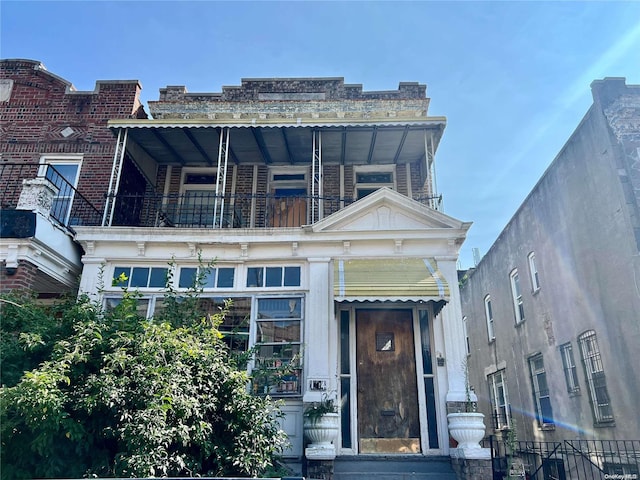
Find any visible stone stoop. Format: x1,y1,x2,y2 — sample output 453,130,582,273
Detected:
333,456,458,480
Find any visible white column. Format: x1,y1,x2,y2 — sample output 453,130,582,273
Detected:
78,257,106,302
303,257,334,403
437,256,475,404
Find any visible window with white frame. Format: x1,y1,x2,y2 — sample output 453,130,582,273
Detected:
252,296,303,396
246,266,301,288
268,168,308,227
462,316,470,355
178,169,220,227
529,354,554,427
488,370,510,429
528,252,540,291
510,269,525,324
178,266,235,289
40,156,82,225
559,342,580,394
269,169,308,195
578,330,614,423
354,166,395,199
113,266,169,288
104,290,303,397
484,295,495,341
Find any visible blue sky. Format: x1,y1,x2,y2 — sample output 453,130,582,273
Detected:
2,1,639,268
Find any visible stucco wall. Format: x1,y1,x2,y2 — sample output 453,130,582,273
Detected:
460,78,640,442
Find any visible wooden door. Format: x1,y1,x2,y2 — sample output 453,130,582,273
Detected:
356,309,421,453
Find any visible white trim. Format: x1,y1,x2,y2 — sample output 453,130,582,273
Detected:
484,295,495,341
510,268,525,324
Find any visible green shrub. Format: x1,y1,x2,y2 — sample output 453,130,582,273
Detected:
0,284,287,478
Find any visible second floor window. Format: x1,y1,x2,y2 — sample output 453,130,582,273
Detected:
528,252,540,291
40,157,81,225
179,170,218,227
354,168,395,199
510,269,525,324
484,295,495,341
462,316,470,355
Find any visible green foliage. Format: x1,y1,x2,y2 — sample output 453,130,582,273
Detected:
0,280,287,478
303,392,338,423
0,292,78,388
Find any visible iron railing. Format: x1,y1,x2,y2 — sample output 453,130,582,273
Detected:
0,163,102,231
104,191,442,228
0,161,443,230
487,435,640,480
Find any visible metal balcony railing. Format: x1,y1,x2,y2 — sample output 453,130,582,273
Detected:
0,163,102,231
105,191,442,228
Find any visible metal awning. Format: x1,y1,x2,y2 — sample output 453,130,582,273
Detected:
108,119,445,167
333,257,449,304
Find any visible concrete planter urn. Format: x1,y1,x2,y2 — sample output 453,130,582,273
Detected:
304,412,340,446
447,412,486,450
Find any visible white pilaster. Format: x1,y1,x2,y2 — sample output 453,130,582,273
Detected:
437,257,475,403
303,257,334,402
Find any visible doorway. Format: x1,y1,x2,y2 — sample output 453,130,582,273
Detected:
356,309,421,453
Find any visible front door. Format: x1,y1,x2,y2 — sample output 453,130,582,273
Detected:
356,309,420,453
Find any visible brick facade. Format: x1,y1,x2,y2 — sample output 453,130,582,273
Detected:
1,59,145,294
0,59,146,214
0,259,38,292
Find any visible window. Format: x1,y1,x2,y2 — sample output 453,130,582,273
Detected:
269,168,308,227
113,266,169,288
354,167,395,199
104,296,151,318
529,354,554,427
462,316,470,355
252,297,303,395
105,291,303,397
578,330,614,423
510,269,525,324
560,343,580,394
179,170,218,227
196,297,251,355
246,266,301,288
40,157,81,225
528,252,540,291
488,370,510,429
179,266,235,289
484,295,495,341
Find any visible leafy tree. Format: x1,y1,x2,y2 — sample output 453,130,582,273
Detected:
0,280,287,478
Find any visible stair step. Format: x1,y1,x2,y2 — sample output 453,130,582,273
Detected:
332,456,457,480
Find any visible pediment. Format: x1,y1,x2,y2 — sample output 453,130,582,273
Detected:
312,188,470,232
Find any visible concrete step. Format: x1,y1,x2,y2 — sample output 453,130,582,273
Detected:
333,455,457,480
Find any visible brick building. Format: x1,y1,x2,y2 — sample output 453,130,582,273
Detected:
0,59,145,295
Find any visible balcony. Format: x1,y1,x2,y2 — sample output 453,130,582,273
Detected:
0,163,102,234
105,191,441,228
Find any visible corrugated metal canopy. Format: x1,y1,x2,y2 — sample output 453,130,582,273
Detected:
333,258,449,304
109,119,445,166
